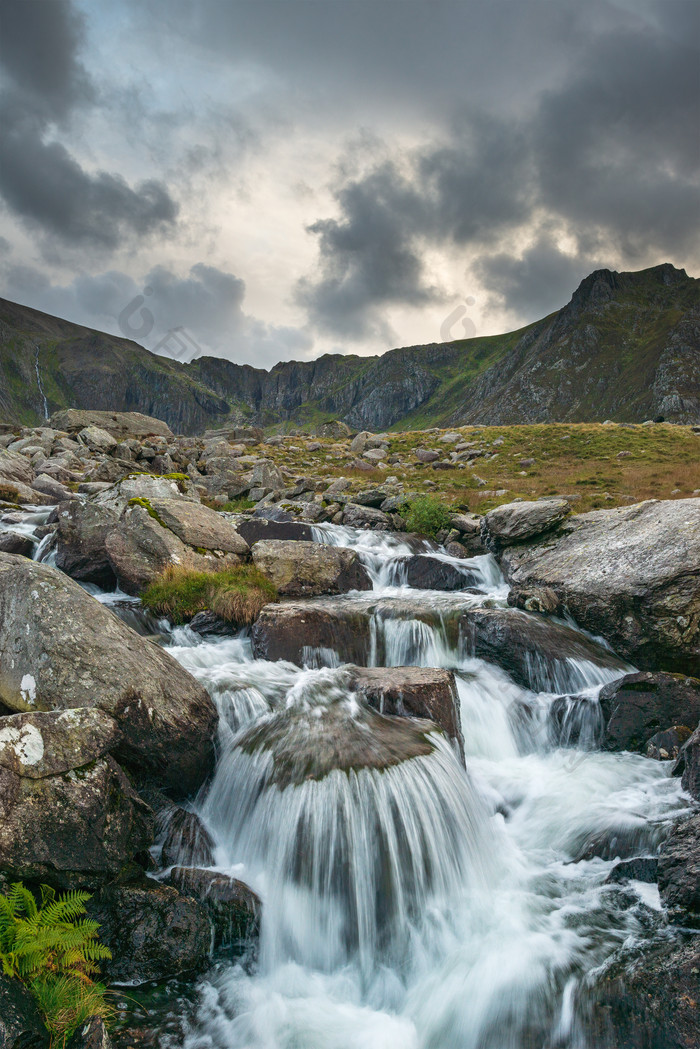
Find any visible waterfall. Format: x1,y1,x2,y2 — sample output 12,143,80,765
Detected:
34,346,49,420
6,503,686,1048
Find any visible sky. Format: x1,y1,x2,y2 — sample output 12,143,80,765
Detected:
0,0,698,369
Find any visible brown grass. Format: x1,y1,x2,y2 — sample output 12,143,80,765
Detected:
140,564,278,625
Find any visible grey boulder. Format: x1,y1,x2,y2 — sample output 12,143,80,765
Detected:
252,539,371,596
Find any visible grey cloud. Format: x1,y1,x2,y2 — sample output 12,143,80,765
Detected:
474,236,607,321
299,14,699,338
0,261,312,369
0,0,93,117
0,0,178,249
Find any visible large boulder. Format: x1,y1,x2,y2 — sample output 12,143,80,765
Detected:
252,540,371,596
657,814,700,927
399,554,477,591
54,500,119,587
599,671,700,752
168,867,260,946
147,498,249,555
459,607,627,692
483,498,570,546
49,410,173,440
351,666,463,757
160,808,215,868
498,499,700,674
0,752,153,889
88,879,211,984
252,600,373,665
93,473,200,513
238,696,436,788
0,554,217,796
0,972,47,1049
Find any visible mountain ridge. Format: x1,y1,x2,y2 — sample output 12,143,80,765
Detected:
1,262,698,434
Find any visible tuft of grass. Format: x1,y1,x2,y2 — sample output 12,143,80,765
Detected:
218,496,256,513
140,564,278,625
399,495,453,538
0,482,21,502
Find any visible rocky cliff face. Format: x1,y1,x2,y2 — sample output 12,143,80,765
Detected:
1,264,698,434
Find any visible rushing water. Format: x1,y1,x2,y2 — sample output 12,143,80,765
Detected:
1,510,692,1047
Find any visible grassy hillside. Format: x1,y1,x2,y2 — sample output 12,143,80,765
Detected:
0,263,697,433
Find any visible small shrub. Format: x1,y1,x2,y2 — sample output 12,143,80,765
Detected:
140,564,278,625
399,495,453,538
218,496,256,513
0,482,21,502
0,882,113,1042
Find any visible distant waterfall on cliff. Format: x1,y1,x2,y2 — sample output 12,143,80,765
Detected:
34,346,49,420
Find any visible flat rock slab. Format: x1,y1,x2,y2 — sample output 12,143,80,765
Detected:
50,409,173,439
499,498,700,673
252,539,371,596
599,671,700,752
148,497,249,554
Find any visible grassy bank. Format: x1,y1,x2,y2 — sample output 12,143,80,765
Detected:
256,422,699,514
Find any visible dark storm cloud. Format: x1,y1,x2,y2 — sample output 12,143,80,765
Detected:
474,235,607,321
297,9,699,336
0,0,178,248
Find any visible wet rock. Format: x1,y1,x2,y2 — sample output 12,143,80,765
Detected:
0,972,47,1049
498,499,700,674
160,808,215,868
0,532,34,557
342,503,391,529
236,516,314,545
188,610,235,636
586,935,700,1049
400,554,476,591
351,666,463,758
507,584,564,615
252,539,371,597
645,726,693,760
68,1017,112,1049
0,554,217,797
599,671,700,752
238,696,437,789
483,498,571,546
448,513,486,555
605,857,658,884
147,498,249,555
547,694,604,747
50,410,173,440
0,755,153,888
658,814,700,927
55,500,119,587
89,879,211,984
676,724,700,799
459,607,626,692
252,601,372,665
168,867,260,945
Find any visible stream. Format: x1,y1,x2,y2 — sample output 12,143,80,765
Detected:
2,507,692,1048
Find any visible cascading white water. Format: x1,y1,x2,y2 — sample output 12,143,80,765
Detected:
34,345,49,420
2,506,690,1047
